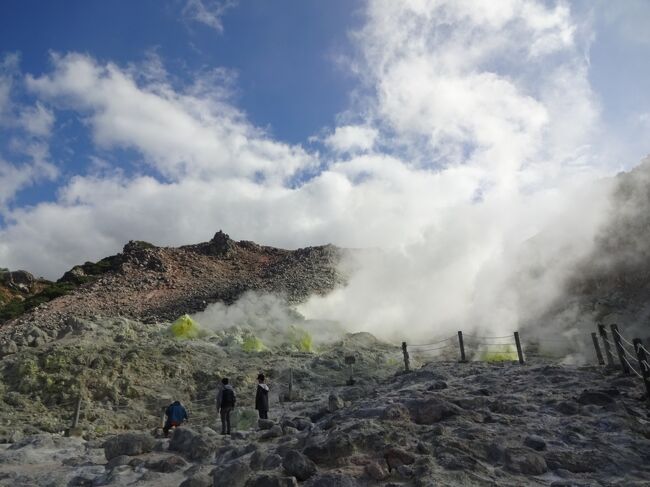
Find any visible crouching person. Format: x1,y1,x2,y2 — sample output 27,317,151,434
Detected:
216,378,236,435
163,400,188,437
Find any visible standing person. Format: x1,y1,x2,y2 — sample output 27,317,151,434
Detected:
163,400,188,437
255,373,269,419
216,377,236,435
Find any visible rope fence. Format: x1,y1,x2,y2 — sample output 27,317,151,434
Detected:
54,323,649,436
399,324,650,406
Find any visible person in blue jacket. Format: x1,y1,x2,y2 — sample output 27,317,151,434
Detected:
163,400,188,437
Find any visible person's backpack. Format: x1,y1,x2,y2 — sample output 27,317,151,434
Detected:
221,387,235,407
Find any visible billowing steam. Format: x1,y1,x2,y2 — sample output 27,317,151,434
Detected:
191,291,346,347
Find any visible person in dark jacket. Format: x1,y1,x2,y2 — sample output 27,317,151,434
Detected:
216,377,236,435
255,373,269,419
163,400,188,437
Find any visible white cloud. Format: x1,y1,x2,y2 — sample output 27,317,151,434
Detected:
27,53,314,183
182,0,236,33
324,125,378,154
0,143,57,208
0,54,57,208
18,102,55,137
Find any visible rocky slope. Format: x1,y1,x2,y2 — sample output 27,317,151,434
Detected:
0,231,345,355
532,159,650,341
1,346,648,486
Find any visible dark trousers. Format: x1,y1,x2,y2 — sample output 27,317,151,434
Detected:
163,420,179,437
258,410,268,419
220,407,232,434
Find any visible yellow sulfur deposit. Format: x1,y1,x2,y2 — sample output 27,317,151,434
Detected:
480,345,518,362
242,334,265,352
288,325,313,352
170,314,201,339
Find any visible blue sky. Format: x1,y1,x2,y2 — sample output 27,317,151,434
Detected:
0,0,362,209
1,0,650,287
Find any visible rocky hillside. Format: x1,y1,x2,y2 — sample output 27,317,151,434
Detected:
0,231,345,352
1,345,648,486
535,159,650,341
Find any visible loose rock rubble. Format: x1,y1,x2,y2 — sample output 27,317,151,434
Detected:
1,355,649,486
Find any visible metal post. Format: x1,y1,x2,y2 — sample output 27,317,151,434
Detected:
402,342,410,372
591,332,605,365
514,332,524,364
458,331,466,362
633,338,650,403
598,324,615,367
610,324,630,374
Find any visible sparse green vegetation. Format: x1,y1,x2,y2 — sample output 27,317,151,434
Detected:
0,282,76,322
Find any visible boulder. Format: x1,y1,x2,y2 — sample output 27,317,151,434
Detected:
381,403,410,421
294,419,313,431
250,450,266,470
260,425,283,440
212,460,252,487
103,433,155,460
427,380,448,390
303,433,354,465
0,340,18,356
282,450,317,481
146,454,188,472
106,455,131,469
170,427,217,461
246,474,299,487
303,473,358,486
384,447,416,471
179,474,212,487
258,419,276,430
365,461,390,480
556,401,580,415
505,448,548,475
328,394,344,412
26,326,49,347
406,398,461,424
2,270,35,292
545,450,606,473
263,454,283,470
524,435,546,451
577,390,616,406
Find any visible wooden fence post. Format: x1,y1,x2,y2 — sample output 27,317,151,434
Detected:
514,332,524,364
598,324,615,367
633,338,650,403
610,324,630,374
65,380,84,437
591,332,605,365
457,331,466,363
288,368,294,401
402,342,410,372
72,396,82,429
345,356,356,386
